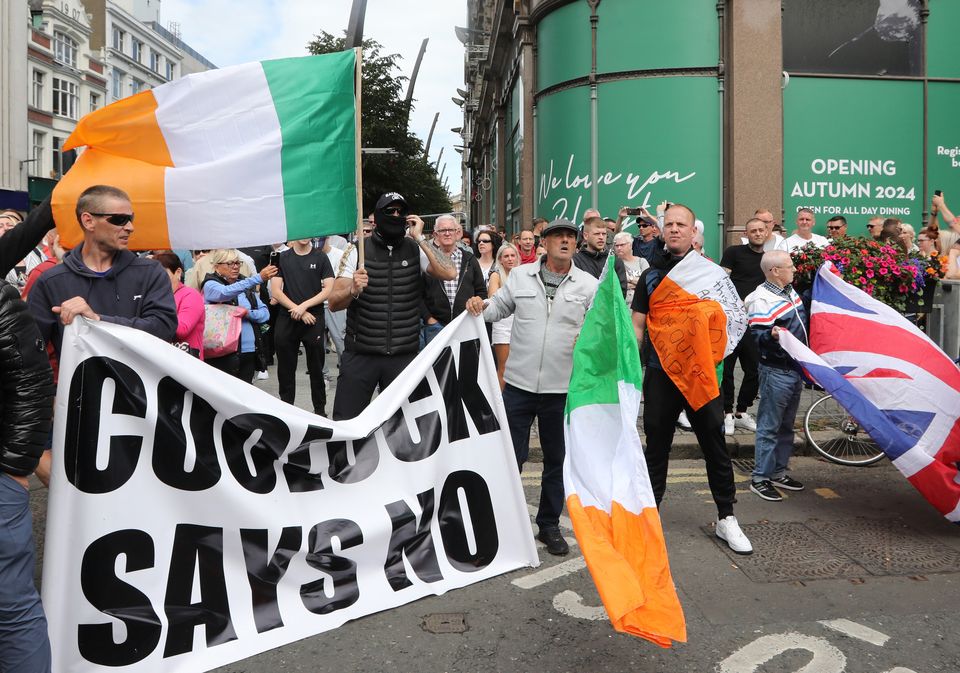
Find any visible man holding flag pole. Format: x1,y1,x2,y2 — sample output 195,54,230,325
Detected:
631,204,753,555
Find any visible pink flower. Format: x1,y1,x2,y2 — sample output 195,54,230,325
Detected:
878,267,888,276
866,269,875,278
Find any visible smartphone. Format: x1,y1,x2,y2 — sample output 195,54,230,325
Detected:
625,207,644,216
935,190,942,197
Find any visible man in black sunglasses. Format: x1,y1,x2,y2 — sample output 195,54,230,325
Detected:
27,184,177,356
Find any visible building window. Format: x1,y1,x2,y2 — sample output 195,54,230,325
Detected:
112,26,125,52
32,131,45,175
52,137,63,176
90,92,100,112
52,77,79,119
112,68,123,99
132,38,143,62
32,70,44,108
149,49,159,72
53,31,78,67
165,60,175,80
131,79,144,94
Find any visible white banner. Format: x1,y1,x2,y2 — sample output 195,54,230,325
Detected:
42,314,538,672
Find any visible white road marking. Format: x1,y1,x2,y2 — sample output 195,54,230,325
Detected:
511,557,586,589
881,669,918,673
719,632,846,673
818,619,890,647
552,590,607,620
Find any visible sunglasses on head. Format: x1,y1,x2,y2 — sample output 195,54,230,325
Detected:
90,212,135,226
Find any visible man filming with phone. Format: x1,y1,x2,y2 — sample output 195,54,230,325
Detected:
328,192,457,420
618,204,662,264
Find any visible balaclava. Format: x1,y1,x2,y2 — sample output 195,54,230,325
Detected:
374,192,409,244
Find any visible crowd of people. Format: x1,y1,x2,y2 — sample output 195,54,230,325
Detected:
2,182,960,670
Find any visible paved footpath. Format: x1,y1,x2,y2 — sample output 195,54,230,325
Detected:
27,362,960,672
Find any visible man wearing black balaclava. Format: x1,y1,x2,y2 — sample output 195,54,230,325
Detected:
328,192,456,419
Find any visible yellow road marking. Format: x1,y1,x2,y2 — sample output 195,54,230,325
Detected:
814,487,840,499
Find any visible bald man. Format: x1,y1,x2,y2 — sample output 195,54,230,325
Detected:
743,251,810,502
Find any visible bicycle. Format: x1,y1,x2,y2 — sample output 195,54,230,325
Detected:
803,392,886,466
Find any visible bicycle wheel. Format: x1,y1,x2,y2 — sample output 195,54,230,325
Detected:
804,394,886,466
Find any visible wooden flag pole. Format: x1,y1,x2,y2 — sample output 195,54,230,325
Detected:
354,46,365,269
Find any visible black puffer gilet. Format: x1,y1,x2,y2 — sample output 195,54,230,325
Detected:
345,235,422,355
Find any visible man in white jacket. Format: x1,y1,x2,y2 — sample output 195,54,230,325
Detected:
467,218,598,556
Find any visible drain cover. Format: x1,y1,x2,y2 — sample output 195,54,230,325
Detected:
731,458,755,475
807,518,960,576
705,521,867,583
421,613,468,634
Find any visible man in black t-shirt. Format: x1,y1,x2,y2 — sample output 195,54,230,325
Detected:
718,217,767,436
269,238,334,416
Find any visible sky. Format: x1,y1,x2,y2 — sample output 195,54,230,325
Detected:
158,0,466,198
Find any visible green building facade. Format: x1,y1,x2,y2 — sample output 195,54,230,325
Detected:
463,0,960,258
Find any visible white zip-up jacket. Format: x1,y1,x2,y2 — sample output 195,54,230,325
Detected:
482,257,598,393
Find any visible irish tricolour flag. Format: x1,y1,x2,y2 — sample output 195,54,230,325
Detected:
53,50,360,250
646,252,747,410
563,256,686,647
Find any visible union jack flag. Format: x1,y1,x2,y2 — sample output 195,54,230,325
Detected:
779,263,960,523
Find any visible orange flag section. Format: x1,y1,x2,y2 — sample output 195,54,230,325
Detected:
646,275,728,411
63,90,172,165
54,90,172,249
52,149,170,250
567,496,687,647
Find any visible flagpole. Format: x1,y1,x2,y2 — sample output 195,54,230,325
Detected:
353,46,364,269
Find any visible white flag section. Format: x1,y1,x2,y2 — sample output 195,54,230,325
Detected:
42,314,538,673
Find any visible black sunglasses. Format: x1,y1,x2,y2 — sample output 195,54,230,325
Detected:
384,207,404,215
90,212,134,226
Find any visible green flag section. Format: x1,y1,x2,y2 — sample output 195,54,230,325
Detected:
53,51,360,250
563,255,686,647
565,256,643,414
262,51,359,241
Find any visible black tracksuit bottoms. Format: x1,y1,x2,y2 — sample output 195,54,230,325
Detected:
642,366,737,519
275,312,326,416
331,350,417,421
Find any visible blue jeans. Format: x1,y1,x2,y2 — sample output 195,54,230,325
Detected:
0,474,51,672
420,320,444,350
502,384,567,531
752,365,803,482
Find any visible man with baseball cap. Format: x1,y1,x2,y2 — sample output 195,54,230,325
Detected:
328,192,456,420
467,218,599,556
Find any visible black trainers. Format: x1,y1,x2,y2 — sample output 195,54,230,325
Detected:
750,480,783,502
772,475,805,491
536,528,570,556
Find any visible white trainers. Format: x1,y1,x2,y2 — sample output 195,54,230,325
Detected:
716,515,753,555
724,413,735,436
734,412,757,432
255,370,269,380
677,410,692,430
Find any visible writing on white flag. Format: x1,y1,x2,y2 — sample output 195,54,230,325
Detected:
43,314,537,672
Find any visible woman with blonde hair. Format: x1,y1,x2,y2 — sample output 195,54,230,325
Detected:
487,242,520,390
201,249,277,381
